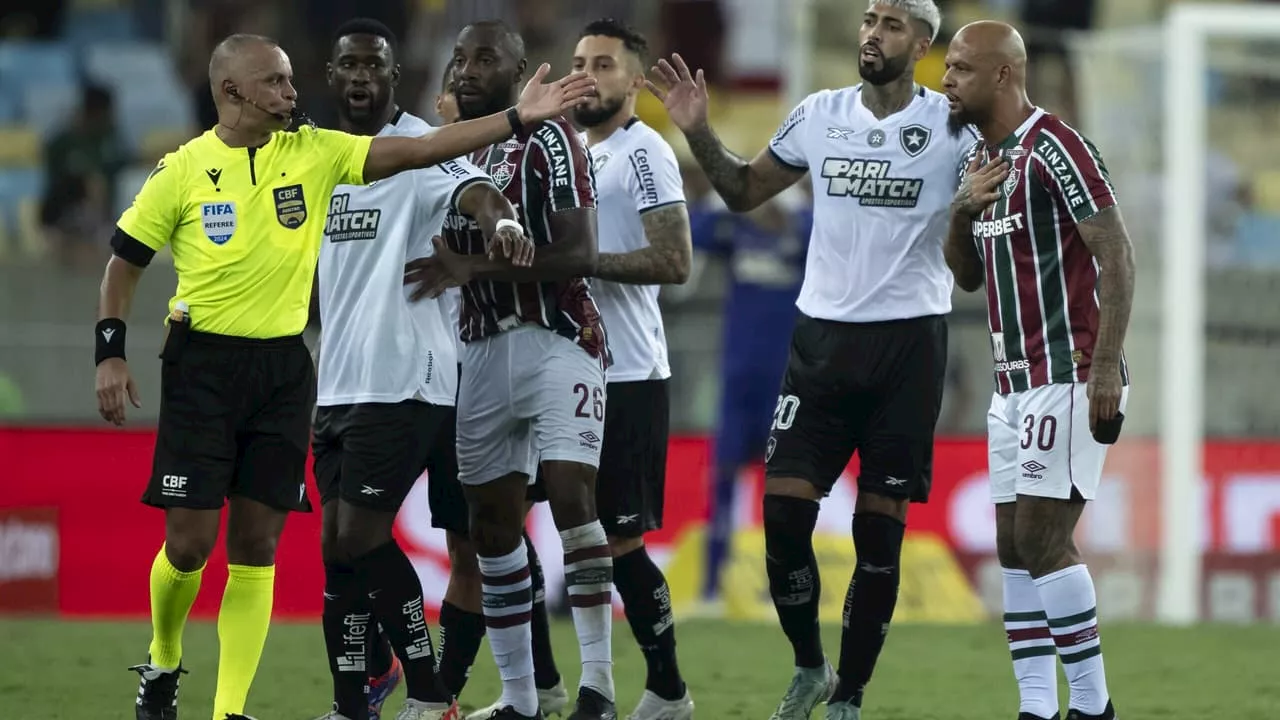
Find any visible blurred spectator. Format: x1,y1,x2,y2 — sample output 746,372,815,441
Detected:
0,1,65,38
659,0,725,87
675,163,811,601
0,371,24,418
39,83,127,269
1020,0,1097,121
180,0,283,129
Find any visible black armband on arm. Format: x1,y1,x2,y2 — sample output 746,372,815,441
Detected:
506,107,522,135
110,228,156,268
95,319,126,365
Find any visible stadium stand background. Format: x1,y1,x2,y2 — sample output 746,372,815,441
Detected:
3,0,1280,629
0,0,1276,441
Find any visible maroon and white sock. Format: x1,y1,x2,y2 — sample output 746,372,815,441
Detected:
478,545,538,716
561,521,615,700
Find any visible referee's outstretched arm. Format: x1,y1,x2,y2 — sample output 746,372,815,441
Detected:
362,63,595,183
95,254,145,425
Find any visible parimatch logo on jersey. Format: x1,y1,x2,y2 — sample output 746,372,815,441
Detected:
324,193,381,242
820,158,923,208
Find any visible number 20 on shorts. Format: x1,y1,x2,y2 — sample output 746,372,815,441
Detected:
773,394,800,431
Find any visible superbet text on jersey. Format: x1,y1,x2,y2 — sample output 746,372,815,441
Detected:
967,108,1130,394
768,85,977,324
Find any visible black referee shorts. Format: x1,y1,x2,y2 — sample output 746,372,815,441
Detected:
765,313,948,503
597,379,670,537
143,331,315,512
312,400,454,515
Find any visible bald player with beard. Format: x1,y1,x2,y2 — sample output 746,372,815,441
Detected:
96,32,594,720
943,22,1134,720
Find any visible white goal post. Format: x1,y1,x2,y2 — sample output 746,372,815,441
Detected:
1160,3,1280,624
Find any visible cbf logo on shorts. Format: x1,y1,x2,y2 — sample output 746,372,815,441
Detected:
273,184,307,228
200,202,237,245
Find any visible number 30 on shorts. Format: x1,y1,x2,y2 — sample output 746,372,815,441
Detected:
1021,413,1057,451
772,394,800,431
573,383,604,421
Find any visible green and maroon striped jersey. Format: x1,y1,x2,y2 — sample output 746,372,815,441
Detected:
968,109,1129,394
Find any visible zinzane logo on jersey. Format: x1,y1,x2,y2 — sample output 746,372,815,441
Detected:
820,158,923,207
200,202,236,245
324,193,381,242
1034,137,1088,212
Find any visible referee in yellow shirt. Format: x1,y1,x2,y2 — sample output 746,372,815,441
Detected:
92,33,591,720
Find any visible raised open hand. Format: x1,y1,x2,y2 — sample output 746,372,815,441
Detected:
516,64,596,124
646,53,710,133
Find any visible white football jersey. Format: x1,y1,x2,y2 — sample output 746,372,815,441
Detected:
586,118,685,382
316,111,492,407
769,85,978,323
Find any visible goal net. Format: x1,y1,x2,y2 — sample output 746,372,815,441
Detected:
1066,4,1280,624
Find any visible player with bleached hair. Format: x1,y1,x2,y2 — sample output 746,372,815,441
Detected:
647,1,974,718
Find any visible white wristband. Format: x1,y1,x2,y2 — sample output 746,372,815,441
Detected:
496,218,524,235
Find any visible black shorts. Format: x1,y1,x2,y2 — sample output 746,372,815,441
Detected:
765,313,947,503
423,402,468,535
144,331,315,512
312,400,453,514
597,379,670,537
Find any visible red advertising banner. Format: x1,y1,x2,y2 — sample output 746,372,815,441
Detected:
0,505,58,613
3,427,1280,620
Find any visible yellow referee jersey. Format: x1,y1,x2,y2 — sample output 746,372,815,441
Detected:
116,126,373,339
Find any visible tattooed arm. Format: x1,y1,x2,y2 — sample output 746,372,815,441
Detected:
945,210,984,292
1078,206,1136,372
1078,205,1135,427
684,127,806,213
595,204,692,285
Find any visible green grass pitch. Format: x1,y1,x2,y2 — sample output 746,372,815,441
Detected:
3,618,1277,719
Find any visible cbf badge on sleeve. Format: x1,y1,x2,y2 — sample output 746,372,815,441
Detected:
273,184,307,228
200,202,237,245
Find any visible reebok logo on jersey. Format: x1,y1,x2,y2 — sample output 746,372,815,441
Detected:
325,193,381,242
820,158,922,207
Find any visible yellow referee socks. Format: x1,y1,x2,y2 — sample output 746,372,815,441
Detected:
148,544,205,669
212,564,275,720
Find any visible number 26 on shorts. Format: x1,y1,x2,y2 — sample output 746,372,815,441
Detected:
573,382,604,421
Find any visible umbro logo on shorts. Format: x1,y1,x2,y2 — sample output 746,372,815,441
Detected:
578,430,600,452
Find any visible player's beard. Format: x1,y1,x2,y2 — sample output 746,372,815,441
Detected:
858,50,911,86
572,93,626,128
456,86,510,122
947,101,984,136
340,90,389,132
